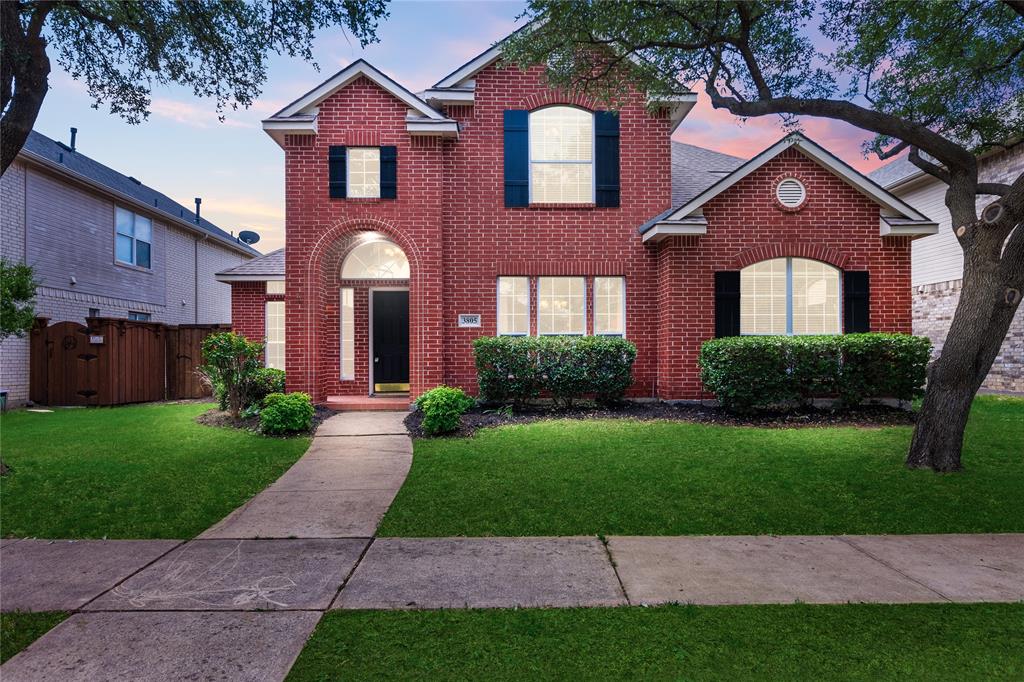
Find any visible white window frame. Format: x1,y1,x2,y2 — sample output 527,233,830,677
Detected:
347,147,381,199
264,300,285,369
593,276,626,337
496,276,530,336
340,287,354,380
528,106,596,204
115,207,152,269
127,311,151,321
537,276,586,336
740,258,842,336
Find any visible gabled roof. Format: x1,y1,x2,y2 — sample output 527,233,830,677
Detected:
19,131,259,257
671,141,745,207
640,133,938,242
420,22,698,131
215,248,284,280
262,59,458,145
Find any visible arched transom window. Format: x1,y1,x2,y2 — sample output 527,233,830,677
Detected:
740,258,840,335
341,239,410,279
529,106,593,204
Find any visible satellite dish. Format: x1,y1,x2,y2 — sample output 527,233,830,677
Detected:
238,230,260,245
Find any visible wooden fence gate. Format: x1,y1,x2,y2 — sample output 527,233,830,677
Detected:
30,317,229,406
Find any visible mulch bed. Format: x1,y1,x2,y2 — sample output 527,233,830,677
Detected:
404,401,917,439
195,405,334,437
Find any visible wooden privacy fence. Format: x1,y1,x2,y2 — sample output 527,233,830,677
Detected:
29,317,230,406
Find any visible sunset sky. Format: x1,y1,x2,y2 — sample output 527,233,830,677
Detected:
33,1,889,254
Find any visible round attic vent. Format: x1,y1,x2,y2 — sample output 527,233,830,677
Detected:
776,177,807,208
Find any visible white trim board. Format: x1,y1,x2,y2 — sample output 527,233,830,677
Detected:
663,133,934,224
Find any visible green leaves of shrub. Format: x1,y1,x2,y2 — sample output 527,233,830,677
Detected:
260,392,314,435
473,336,637,407
415,386,475,435
699,333,931,412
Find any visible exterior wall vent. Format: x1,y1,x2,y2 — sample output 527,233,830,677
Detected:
776,177,806,208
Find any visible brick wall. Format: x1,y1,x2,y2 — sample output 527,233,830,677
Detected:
251,63,914,403
914,280,1023,393
1,161,29,403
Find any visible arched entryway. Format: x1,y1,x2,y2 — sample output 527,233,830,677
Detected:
340,237,411,393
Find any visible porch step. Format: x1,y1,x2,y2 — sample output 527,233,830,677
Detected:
325,395,411,411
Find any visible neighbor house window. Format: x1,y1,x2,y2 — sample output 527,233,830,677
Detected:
538,277,585,335
529,106,593,204
127,311,150,321
266,281,285,295
347,148,381,198
265,301,285,369
341,240,410,279
497,277,529,335
594,277,625,336
340,287,354,379
115,207,152,268
740,258,840,335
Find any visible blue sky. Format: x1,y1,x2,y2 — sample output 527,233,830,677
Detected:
34,0,881,254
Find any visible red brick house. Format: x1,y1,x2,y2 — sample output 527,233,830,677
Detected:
216,38,937,406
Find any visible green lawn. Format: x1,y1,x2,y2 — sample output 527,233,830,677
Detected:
288,604,1024,681
378,396,1024,537
0,612,67,664
0,403,309,539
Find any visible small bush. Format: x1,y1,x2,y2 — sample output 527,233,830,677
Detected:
199,332,264,417
244,368,286,408
699,333,931,412
260,392,314,435
416,386,475,435
474,335,637,407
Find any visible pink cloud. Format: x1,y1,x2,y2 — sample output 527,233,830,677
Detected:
675,93,887,173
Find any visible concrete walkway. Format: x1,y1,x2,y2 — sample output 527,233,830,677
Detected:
3,410,1023,680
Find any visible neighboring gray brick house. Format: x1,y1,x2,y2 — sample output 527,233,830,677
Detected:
0,130,259,405
870,144,1023,393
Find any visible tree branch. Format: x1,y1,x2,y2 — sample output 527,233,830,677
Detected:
877,140,910,160
908,146,951,185
977,182,1012,196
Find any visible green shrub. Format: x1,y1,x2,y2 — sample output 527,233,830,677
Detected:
199,332,264,417
415,386,475,435
698,333,931,412
244,368,286,408
474,335,637,407
260,392,314,435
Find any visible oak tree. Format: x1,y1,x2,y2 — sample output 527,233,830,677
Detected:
503,0,1024,472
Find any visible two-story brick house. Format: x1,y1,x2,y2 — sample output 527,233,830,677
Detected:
1,130,259,405
217,38,937,406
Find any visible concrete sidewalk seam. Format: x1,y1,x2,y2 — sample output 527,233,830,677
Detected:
835,535,953,603
67,539,189,613
600,536,632,606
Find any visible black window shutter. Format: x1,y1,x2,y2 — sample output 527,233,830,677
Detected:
714,271,741,337
844,271,870,333
594,110,620,207
380,146,397,199
503,110,529,207
328,146,346,199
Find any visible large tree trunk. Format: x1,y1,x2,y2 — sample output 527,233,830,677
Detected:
1,2,52,176
906,217,1022,472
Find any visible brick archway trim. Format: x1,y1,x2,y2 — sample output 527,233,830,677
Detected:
298,217,427,399
729,243,863,270
519,90,599,112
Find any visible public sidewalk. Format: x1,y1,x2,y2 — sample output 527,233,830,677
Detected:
2,411,1022,681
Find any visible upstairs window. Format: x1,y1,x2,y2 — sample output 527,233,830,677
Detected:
115,207,152,269
529,107,593,204
347,148,381,198
740,258,840,335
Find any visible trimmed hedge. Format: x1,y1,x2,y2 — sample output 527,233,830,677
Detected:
260,392,314,435
699,333,931,412
473,335,637,407
415,386,475,435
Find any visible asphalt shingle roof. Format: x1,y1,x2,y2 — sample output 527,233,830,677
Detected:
671,141,746,207
21,130,259,256
868,154,922,189
217,248,284,277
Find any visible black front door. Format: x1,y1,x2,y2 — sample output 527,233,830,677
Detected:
372,290,410,391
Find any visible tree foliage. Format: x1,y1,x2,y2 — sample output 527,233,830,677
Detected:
503,1,1024,472
0,258,37,342
200,332,264,418
1,0,391,174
